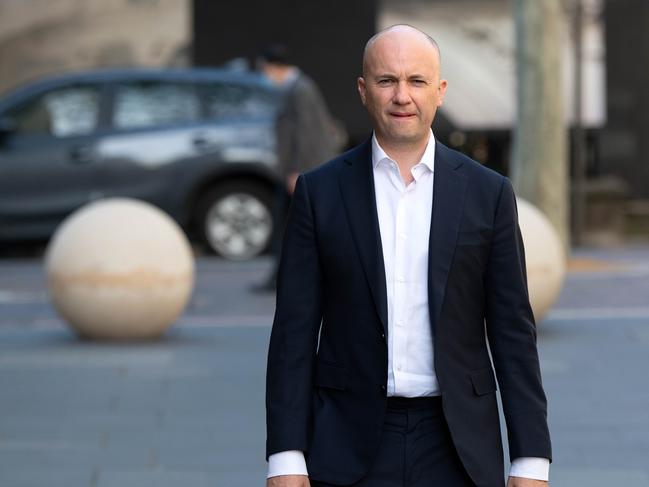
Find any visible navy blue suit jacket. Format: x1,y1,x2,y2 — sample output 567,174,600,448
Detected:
266,139,551,487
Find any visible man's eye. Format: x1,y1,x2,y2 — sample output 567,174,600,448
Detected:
377,79,393,85
412,79,426,85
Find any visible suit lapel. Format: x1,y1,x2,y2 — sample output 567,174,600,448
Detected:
428,143,468,332
336,140,467,336
337,139,388,334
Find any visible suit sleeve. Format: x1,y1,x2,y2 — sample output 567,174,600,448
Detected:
266,174,323,459
484,178,552,462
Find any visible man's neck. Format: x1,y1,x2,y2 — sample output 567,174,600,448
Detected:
265,65,298,86
376,135,430,181
276,66,298,86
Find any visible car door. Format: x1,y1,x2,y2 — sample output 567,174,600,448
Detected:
95,78,205,219
0,83,105,239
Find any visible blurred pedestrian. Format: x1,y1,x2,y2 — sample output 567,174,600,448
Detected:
252,44,345,292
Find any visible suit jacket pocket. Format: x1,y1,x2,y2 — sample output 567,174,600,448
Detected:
469,367,497,396
315,361,347,391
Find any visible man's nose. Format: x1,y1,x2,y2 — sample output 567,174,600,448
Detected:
392,81,412,105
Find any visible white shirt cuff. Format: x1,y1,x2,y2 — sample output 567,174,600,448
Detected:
267,452,547,481
267,450,309,478
509,457,550,481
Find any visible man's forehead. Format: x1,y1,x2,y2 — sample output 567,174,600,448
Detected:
365,38,438,71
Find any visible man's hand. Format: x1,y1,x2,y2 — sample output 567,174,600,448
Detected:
507,477,548,487
267,475,310,487
286,173,299,195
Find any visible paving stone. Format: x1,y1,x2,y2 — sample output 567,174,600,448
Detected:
0,442,152,470
96,468,210,487
0,467,94,487
551,467,649,487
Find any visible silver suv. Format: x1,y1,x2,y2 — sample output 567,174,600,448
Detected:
0,68,281,260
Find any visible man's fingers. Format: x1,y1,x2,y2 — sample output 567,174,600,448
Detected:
286,173,299,194
266,474,310,487
507,476,548,487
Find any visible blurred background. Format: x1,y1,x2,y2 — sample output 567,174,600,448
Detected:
2,0,649,250
1,0,648,486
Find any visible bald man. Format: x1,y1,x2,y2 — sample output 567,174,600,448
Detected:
266,25,552,487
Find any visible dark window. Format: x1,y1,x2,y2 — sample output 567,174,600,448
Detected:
113,82,200,129
204,83,277,119
7,86,100,137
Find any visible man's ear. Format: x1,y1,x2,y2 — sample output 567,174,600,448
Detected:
357,77,367,106
437,79,448,106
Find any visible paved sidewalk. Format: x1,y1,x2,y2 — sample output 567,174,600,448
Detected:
0,326,271,487
0,248,648,486
0,258,274,487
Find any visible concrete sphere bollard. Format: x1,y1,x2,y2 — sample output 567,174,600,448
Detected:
516,198,566,321
45,198,195,340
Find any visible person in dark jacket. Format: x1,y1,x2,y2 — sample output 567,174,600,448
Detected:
253,44,344,292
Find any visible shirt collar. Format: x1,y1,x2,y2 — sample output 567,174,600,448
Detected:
371,130,436,173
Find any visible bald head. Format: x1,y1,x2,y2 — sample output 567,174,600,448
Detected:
356,23,447,154
362,24,441,76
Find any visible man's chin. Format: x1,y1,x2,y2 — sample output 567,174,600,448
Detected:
381,130,429,147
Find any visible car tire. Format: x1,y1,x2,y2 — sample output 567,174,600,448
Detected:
196,181,275,260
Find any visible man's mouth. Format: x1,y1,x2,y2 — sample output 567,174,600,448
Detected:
390,112,416,119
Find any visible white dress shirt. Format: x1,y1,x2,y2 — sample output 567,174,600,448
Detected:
268,131,549,481
373,130,439,397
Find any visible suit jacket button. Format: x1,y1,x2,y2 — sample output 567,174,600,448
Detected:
380,333,385,340
380,385,386,393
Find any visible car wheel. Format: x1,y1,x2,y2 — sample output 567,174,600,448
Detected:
197,182,274,260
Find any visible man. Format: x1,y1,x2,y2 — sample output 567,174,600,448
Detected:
253,45,344,291
266,25,552,487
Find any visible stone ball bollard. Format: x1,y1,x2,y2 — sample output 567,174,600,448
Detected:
516,198,566,321
45,198,195,340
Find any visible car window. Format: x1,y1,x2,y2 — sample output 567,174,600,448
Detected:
7,85,100,137
113,82,200,129
205,83,277,119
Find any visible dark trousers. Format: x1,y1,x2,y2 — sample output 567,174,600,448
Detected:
311,396,475,487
